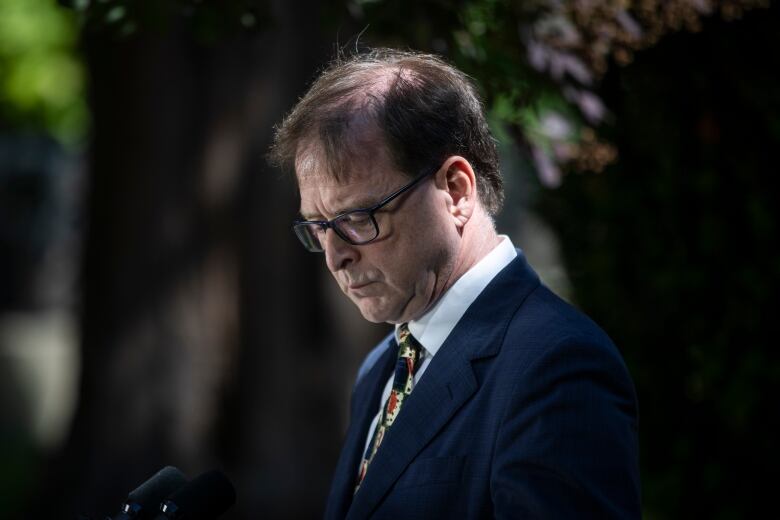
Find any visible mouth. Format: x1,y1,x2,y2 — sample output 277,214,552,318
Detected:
348,281,374,291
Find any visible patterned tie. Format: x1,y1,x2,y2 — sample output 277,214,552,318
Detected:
355,323,424,492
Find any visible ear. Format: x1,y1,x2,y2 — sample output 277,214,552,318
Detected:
434,156,477,229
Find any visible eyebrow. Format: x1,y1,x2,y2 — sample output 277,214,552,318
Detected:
334,197,381,214
300,196,382,221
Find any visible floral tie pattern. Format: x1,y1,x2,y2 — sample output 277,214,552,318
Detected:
354,323,424,493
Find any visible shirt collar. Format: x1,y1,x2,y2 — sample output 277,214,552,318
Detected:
395,236,518,357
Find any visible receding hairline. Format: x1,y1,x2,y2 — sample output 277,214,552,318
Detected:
293,123,394,186
291,64,419,182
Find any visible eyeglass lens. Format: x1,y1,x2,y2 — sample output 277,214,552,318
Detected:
294,212,379,252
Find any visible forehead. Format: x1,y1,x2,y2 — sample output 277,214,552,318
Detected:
295,142,406,217
295,116,388,175
295,129,396,184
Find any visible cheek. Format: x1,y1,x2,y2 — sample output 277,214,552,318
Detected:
379,247,438,298
371,207,453,288
381,244,418,279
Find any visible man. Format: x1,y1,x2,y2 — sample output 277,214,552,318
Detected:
270,49,640,519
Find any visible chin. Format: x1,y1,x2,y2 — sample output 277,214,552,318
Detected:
356,296,423,325
353,298,401,324
357,305,394,324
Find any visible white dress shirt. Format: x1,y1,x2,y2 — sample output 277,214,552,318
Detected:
359,236,518,461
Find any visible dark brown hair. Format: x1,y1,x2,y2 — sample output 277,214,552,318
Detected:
268,48,503,215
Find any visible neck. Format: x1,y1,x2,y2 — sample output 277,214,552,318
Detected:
440,207,501,297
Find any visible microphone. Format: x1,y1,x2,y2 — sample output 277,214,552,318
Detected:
110,466,188,520
153,469,236,519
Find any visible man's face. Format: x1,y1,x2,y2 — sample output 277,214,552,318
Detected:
296,143,459,324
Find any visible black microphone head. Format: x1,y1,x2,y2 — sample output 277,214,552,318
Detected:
123,466,187,518
159,470,236,519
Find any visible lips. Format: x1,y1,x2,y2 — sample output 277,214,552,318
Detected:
348,281,374,290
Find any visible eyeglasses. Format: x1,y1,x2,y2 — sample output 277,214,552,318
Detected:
292,167,436,253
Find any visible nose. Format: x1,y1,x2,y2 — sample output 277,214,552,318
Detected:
323,228,359,272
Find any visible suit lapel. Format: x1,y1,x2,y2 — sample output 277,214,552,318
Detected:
324,336,397,520
346,251,540,519
346,345,478,520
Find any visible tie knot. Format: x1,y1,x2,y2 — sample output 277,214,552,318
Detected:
397,323,423,365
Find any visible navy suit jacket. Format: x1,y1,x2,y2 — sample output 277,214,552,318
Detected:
324,251,640,519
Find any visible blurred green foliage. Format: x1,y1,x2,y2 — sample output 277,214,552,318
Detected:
0,0,87,143
66,0,272,43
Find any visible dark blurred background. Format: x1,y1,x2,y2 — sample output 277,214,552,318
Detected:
0,0,777,518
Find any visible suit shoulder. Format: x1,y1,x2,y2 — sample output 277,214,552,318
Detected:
499,283,635,391
507,282,616,352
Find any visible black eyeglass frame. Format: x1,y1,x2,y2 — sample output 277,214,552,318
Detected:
292,166,438,252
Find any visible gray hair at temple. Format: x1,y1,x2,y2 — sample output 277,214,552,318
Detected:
268,48,504,215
